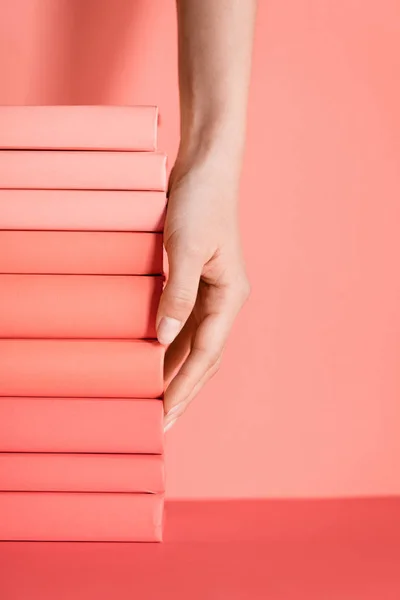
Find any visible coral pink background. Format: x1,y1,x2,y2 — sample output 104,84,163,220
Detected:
1,0,399,499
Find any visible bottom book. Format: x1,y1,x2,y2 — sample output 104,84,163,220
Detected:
0,453,164,493
0,492,164,542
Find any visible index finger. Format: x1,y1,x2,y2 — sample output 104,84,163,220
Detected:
163,288,240,417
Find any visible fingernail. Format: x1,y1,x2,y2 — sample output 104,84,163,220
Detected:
157,317,182,345
166,402,184,418
164,417,178,433
163,403,184,432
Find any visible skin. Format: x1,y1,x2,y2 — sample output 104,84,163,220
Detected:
157,0,258,431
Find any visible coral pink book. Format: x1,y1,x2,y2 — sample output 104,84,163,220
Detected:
0,492,164,541
0,189,166,231
0,151,167,191
0,340,164,398
0,105,158,151
0,274,162,338
0,231,163,275
0,398,163,454
0,454,164,493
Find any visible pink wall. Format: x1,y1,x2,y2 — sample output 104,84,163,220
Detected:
1,0,399,498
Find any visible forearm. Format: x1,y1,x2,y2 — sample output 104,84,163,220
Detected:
176,0,257,172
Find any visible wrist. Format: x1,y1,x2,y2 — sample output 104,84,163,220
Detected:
181,107,245,154
176,112,245,181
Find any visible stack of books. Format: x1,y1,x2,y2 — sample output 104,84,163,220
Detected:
0,106,167,542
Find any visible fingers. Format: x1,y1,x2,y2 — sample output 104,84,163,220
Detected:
163,313,226,417
156,237,202,346
163,282,247,430
164,355,221,432
163,314,196,386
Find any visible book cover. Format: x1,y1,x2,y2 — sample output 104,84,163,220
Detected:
0,492,164,541
0,189,166,231
0,397,163,454
0,151,167,191
0,453,164,493
0,274,162,339
0,231,164,275
0,340,164,398
0,105,158,151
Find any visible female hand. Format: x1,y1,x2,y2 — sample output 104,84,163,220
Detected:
157,150,250,431
158,0,257,430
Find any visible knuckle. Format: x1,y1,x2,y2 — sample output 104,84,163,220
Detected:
210,356,222,376
243,280,252,300
195,347,220,371
206,350,222,371
165,233,202,260
169,288,196,312
207,355,219,371
184,242,203,259
235,276,252,303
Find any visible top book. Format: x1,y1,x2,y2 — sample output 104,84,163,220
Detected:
0,105,158,151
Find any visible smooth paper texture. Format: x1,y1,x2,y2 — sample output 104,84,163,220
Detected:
0,231,163,275
0,105,158,151
0,340,164,398
0,189,166,231
0,397,163,454
0,150,167,191
0,453,164,493
0,274,162,338
0,492,164,541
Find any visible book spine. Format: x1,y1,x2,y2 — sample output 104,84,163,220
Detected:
0,190,166,231
0,398,164,454
0,492,164,541
0,340,164,398
0,453,165,493
0,105,158,151
0,275,162,339
0,231,164,275
0,151,167,191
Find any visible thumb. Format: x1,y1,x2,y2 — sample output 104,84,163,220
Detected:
156,242,202,346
